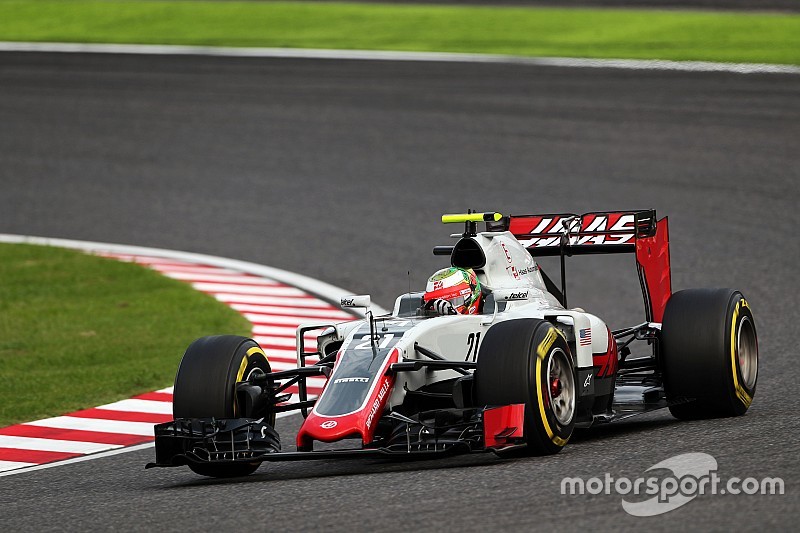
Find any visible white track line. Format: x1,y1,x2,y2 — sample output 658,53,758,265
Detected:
0,41,798,75
0,443,151,476
95,399,174,415
0,460,37,472
244,313,346,326
232,304,352,319
161,272,280,285
190,283,305,296
252,325,320,337
25,417,156,437
0,436,121,454
251,335,302,347
213,293,338,307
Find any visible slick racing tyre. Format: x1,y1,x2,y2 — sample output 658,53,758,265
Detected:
173,335,274,477
661,289,758,419
475,319,576,455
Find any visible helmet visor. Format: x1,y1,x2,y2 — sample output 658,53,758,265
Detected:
423,286,473,312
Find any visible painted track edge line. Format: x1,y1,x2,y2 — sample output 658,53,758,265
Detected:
0,41,798,75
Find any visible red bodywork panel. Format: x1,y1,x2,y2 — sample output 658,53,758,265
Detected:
483,404,525,448
296,348,399,449
593,327,619,378
635,217,671,322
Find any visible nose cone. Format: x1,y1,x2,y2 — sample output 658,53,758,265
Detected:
297,348,399,450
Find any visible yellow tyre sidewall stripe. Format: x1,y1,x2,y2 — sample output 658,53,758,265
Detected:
238,345,269,382
534,328,568,447
233,345,271,419
730,300,753,408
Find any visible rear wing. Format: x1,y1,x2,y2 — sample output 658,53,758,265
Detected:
493,210,656,256
487,210,671,322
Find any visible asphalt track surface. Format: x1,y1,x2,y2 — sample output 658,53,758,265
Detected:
0,52,798,530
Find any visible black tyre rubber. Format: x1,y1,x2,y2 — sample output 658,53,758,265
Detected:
661,289,758,419
173,335,273,477
475,319,576,455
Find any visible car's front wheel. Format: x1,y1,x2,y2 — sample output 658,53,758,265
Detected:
173,335,275,477
475,319,576,455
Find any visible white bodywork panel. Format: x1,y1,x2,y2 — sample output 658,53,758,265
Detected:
305,230,611,414
475,231,549,291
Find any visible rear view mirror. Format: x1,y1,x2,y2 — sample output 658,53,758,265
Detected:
340,295,371,309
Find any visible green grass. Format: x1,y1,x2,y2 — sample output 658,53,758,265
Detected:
0,244,251,426
0,1,799,64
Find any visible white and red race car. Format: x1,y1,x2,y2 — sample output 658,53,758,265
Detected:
148,210,758,477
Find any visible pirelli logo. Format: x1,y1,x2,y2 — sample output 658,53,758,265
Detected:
537,328,558,359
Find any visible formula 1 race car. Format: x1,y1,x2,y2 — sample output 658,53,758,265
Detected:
147,210,758,477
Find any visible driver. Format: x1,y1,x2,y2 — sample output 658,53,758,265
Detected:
422,267,483,315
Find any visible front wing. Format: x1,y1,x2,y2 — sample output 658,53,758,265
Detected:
146,405,528,470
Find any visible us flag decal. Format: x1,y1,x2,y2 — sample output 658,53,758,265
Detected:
579,328,592,347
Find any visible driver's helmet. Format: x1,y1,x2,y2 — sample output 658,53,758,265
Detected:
423,267,482,315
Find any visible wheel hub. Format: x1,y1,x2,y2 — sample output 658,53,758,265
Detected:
550,378,562,398
546,349,575,426
737,316,758,389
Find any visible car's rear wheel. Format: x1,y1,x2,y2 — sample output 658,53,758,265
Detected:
173,335,274,477
475,319,576,455
661,289,758,419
